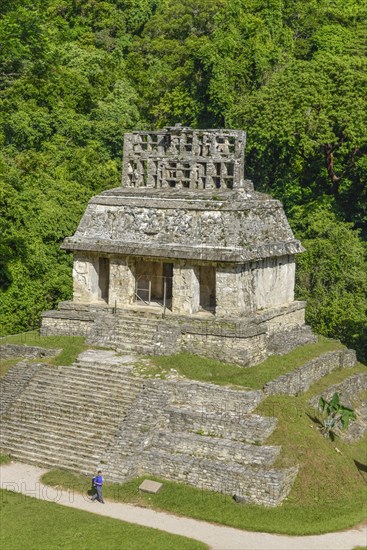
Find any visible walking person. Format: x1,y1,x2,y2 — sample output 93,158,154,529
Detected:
91,470,105,503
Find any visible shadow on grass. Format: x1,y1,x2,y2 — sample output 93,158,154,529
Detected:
306,412,323,428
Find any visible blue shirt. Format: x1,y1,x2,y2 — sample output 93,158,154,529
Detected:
93,475,103,486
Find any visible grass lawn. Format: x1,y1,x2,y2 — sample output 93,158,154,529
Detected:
0,489,206,550
0,330,90,372
147,335,346,388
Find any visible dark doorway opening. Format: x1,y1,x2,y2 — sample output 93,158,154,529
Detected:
135,261,173,308
98,257,110,303
199,266,216,312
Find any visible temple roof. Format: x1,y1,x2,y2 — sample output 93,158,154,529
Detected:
62,186,304,263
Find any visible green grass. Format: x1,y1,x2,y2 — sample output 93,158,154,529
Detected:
0,454,11,465
148,335,346,389
0,330,90,366
0,489,206,550
41,464,367,537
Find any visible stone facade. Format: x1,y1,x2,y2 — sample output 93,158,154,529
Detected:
42,125,315,366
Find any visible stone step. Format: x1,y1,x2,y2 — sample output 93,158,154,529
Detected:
13,384,141,408
169,380,264,414
153,431,281,467
3,394,136,420
1,426,113,454
22,370,142,392
90,329,157,341
86,339,154,353
139,449,298,507
90,320,159,336
0,414,123,438
62,369,141,386
0,443,102,473
113,322,158,332
19,367,143,392
2,439,108,465
43,361,136,376
2,397,133,425
98,312,160,322
166,406,277,444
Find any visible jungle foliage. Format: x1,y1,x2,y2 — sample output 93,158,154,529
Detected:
1,0,366,360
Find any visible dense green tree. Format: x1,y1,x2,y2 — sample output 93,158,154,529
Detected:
294,205,367,359
0,0,141,334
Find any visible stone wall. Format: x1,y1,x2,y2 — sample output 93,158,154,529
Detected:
41,301,315,367
264,349,357,396
153,431,281,466
167,407,277,444
72,253,100,303
0,344,60,359
309,372,367,409
41,311,95,337
139,451,298,507
169,380,264,413
179,302,313,367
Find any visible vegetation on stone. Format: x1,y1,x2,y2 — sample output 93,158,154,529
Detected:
1,0,366,362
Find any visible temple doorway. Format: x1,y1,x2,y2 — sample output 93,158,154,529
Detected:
199,265,216,312
135,261,173,309
98,257,110,303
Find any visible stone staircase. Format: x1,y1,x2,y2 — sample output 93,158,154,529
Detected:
86,310,179,355
0,350,143,474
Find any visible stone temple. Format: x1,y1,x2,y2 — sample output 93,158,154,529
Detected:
42,125,315,365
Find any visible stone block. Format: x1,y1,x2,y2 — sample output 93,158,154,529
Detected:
139,480,163,494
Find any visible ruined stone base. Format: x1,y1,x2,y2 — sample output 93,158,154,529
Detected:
0,349,298,507
41,300,316,367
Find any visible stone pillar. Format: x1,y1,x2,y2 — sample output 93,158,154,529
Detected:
253,256,295,310
216,266,256,317
215,268,241,317
172,263,200,315
108,257,135,307
72,254,99,303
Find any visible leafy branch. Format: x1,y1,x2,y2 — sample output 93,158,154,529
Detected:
318,392,356,439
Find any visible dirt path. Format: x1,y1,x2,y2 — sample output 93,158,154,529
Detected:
1,462,366,550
